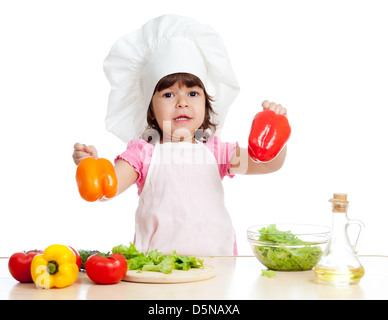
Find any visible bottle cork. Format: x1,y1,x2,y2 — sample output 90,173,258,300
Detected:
329,193,349,213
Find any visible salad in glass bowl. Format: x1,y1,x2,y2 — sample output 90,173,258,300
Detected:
247,224,330,271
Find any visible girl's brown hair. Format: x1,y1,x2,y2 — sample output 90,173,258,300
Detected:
146,73,217,142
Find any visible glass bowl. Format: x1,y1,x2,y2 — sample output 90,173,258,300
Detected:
247,224,330,271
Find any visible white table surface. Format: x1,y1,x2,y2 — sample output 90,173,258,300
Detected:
1,255,387,300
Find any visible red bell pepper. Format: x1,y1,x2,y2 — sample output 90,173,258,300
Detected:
69,246,82,270
248,110,291,162
8,250,43,283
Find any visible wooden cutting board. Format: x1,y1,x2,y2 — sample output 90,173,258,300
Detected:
122,264,215,284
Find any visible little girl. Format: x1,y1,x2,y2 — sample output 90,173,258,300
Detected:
73,15,287,256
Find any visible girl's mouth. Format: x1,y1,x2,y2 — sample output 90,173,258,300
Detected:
173,116,192,123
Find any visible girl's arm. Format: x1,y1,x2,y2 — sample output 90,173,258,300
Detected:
114,159,139,195
229,145,287,175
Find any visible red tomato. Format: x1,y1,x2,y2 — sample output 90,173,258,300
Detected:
69,246,82,270
85,253,127,284
8,250,43,283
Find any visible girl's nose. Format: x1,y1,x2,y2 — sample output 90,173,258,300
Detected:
176,95,189,108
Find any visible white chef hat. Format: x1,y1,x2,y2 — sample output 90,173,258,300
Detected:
103,14,240,143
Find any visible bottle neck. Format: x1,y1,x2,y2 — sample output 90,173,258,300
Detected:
330,206,351,248
331,204,349,227
331,209,348,227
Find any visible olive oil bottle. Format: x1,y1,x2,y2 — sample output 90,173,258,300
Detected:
314,193,365,285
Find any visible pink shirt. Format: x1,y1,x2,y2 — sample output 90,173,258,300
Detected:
115,135,238,195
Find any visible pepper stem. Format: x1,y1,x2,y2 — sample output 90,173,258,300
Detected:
47,261,58,274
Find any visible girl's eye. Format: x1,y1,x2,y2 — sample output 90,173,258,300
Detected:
189,92,199,97
163,93,174,98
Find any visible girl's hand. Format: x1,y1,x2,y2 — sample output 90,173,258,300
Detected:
73,143,98,165
262,100,287,117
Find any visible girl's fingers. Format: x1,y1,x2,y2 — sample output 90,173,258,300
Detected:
73,142,98,165
261,101,287,117
74,143,98,158
74,142,86,151
269,102,277,111
84,145,98,158
73,150,90,158
262,100,270,110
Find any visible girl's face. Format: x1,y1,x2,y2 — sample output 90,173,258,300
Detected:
151,82,206,142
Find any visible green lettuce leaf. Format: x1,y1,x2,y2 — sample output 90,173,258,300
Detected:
261,269,276,278
112,242,141,259
112,243,204,274
141,255,175,274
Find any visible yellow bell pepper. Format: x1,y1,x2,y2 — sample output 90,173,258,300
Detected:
31,244,79,289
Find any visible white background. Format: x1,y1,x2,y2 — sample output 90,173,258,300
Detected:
1,0,387,257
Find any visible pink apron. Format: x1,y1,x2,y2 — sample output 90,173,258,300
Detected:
134,141,236,256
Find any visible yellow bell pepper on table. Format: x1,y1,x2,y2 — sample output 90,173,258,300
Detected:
30,244,79,289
